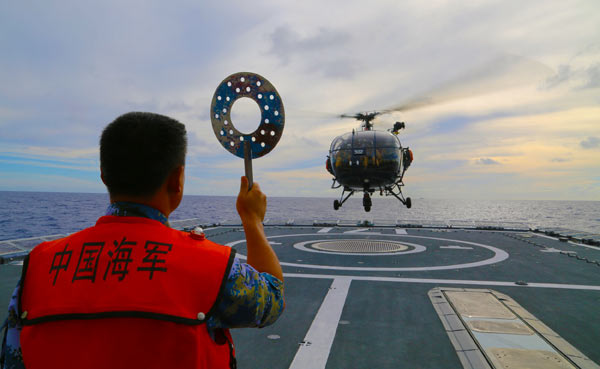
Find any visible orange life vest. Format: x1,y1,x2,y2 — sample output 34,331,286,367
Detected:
19,215,237,369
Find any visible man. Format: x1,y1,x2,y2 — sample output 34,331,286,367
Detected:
1,112,284,369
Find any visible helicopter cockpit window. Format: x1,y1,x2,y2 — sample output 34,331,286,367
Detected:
354,132,375,149
375,133,400,148
330,137,342,151
332,133,353,151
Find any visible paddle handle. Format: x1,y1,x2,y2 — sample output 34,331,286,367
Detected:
244,141,253,190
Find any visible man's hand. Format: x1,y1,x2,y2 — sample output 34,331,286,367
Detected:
236,176,266,225
235,176,283,282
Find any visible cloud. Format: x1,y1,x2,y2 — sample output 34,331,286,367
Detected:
580,136,600,149
545,63,600,90
582,64,600,89
541,42,600,91
551,158,570,163
475,158,501,165
0,171,103,193
273,26,340,54
0,158,97,172
0,144,98,160
268,25,356,78
543,65,572,89
2,1,600,200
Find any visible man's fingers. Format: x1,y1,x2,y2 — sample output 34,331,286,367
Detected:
240,176,263,197
240,176,248,193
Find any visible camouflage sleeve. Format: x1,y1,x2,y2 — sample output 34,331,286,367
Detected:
207,258,285,329
1,282,24,369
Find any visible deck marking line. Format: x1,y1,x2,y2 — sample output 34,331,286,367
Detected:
318,227,332,233
395,228,407,234
344,228,369,233
343,228,382,235
534,232,600,251
228,233,509,271
289,277,351,369
540,247,562,253
282,274,600,291
568,240,600,250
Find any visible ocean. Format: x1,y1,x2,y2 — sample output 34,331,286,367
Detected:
0,191,599,241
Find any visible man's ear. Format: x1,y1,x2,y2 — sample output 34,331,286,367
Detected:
100,169,106,185
167,166,185,194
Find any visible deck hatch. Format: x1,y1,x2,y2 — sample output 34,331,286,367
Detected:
311,240,408,253
445,291,516,319
429,288,600,369
466,320,534,335
488,348,575,369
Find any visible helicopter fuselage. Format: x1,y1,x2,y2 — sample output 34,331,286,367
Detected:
328,130,403,190
327,115,412,212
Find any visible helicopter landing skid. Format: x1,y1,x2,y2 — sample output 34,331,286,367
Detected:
333,188,354,211
385,183,412,209
333,188,375,212
332,182,411,211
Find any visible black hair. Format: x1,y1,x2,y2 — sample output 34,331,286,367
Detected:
100,112,187,198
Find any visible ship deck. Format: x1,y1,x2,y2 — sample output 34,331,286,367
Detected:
1,220,599,368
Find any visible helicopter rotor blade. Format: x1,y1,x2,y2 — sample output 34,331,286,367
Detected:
382,54,554,114
292,54,553,128
286,109,340,120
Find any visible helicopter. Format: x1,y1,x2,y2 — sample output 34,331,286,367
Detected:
326,111,413,212
321,55,547,212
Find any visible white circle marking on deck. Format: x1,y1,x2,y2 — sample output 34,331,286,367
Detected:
293,239,426,256
227,233,509,272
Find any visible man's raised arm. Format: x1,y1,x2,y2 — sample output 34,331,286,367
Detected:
235,176,283,282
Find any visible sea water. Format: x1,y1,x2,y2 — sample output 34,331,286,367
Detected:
0,191,598,241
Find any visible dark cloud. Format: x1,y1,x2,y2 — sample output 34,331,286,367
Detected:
542,62,600,90
582,64,600,89
541,42,600,90
580,136,599,149
551,158,570,162
542,65,572,89
475,158,500,165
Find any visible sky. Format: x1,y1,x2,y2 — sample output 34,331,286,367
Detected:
1,0,599,200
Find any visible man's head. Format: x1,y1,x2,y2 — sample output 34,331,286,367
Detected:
100,112,187,200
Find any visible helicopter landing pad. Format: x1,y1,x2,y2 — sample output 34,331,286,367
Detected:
1,222,599,368
223,224,600,369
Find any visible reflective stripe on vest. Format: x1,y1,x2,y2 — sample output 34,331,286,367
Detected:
19,215,236,369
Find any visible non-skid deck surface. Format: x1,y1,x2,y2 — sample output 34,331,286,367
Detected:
1,226,599,368
224,226,600,369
